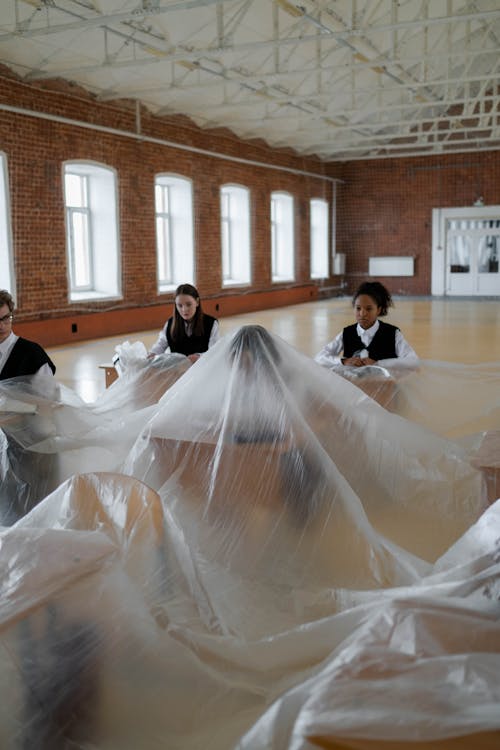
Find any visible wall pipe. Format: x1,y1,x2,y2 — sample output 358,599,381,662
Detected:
0,102,342,183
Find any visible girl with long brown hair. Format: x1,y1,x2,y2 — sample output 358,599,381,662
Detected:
149,283,219,363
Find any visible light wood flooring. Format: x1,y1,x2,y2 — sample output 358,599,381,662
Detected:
47,296,500,402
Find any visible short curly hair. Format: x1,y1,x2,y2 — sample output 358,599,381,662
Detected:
352,281,393,317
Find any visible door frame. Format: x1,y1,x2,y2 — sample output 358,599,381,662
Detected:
431,205,500,296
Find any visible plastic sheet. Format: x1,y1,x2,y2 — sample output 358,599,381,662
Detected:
326,358,500,440
0,325,499,749
0,353,189,524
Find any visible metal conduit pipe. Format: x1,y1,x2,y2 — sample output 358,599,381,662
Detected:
0,102,342,183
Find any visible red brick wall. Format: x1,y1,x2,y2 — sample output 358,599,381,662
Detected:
15,285,319,347
332,153,500,295
2,65,500,345
0,68,333,345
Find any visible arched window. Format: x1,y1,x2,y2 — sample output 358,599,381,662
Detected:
155,174,194,291
63,162,120,301
271,191,295,282
310,198,329,279
221,184,251,286
0,152,14,293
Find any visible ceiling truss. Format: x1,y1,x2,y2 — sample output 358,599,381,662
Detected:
0,0,498,160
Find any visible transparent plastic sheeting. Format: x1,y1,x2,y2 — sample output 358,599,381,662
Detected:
330,359,500,440
0,349,190,524
0,325,499,749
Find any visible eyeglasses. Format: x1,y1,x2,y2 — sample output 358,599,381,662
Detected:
0,314,13,324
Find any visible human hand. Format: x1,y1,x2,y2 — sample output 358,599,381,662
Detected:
341,356,364,367
187,353,200,363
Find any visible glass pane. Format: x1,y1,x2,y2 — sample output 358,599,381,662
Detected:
271,193,294,280
478,236,499,274
221,186,250,285
221,191,229,220
221,219,231,279
0,154,13,290
155,176,194,288
447,218,500,232
449,235,470,273
71,211,91,287
65,173,86,208
221,191,231,279
159,185,169,214
156,216,172,283
310,199,329,278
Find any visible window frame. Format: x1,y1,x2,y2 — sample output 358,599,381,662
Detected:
0,152,15,294
155,173,195,292
65,172,93,292
271,191,295,282
310,197,330,279
220,183,251,287
63,161,121,302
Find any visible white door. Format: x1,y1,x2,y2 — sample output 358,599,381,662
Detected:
432,207,500,296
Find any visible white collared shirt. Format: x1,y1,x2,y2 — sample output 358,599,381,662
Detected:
150,318,220,356
0,331,18,375
314,319,419,369
357,319,379,348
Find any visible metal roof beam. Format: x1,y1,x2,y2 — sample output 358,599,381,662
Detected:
3,0,229,39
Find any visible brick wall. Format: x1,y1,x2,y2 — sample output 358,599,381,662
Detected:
0,67,335,345
1,65,500,344
332,153,500,295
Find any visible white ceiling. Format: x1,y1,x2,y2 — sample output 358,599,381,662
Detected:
0,0,499,161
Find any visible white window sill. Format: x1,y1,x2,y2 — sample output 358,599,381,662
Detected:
70,291,121,302
222,280,251,288
158,285,178,294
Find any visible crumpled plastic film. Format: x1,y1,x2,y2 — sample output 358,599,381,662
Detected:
0,324,499,749
0,354,189,524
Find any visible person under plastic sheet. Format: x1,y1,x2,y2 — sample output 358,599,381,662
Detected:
0,350,191,525
0,290,59,523
98,341,192,412
0,478,499,749
1,322,498,530
122,324,487,575
0,377,62,524
0,327,499,748
0,290,56,380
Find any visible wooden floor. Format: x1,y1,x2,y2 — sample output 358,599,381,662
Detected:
47,296,500,402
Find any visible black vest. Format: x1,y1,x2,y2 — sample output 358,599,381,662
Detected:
342,321,398,360
0,337,56,380
166,314,216,356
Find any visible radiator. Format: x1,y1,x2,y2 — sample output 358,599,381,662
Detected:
369,256,414,276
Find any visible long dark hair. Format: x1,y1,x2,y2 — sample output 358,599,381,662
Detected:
170,283,205,343
352,281,393,316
